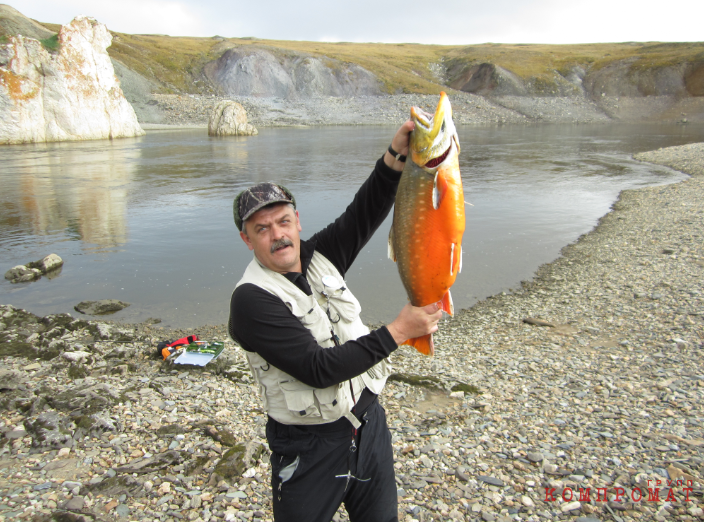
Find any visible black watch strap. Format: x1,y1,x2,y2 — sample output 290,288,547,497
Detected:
388,145,407,163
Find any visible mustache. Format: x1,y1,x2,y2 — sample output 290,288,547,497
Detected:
271,237,293,253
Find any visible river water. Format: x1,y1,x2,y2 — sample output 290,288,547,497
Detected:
1,123,703,328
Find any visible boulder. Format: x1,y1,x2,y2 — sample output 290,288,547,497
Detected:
74,299,130,315
48,383,122,414
0,370,23,391
4,254,63,282
4,265,41,283
210,441,265,485
34,253,63,273
61,351,93,364
114,450,183,474
0,16,145,144
24,410,75,448
208,100,258,136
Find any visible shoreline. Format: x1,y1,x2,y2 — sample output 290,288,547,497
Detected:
1,143,703,521
138,92,702,128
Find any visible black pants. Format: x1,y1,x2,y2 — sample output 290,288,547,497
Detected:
266,399,398,522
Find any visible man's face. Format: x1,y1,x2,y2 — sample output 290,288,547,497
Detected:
240,203,302,274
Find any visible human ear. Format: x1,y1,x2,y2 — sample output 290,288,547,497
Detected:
240,230,254,251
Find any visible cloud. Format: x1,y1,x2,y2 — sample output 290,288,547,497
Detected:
11,0,704,43
17,0,207,36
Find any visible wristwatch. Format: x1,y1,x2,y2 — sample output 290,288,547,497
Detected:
388,145,407,163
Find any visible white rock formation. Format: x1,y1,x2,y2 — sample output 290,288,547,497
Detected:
208,100,258,136
0,15,144,144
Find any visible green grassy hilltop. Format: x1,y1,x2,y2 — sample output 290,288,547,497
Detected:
24,18,704,97
1,2,702,115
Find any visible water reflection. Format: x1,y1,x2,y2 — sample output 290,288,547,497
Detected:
0,139,141,251
0,123,703,328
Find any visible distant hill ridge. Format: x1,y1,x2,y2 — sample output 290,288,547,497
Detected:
1,4,703,125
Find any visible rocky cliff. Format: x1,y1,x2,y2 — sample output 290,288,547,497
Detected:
0,15,144,145
203,47,382,98
2,5,702,127
440,47,704,124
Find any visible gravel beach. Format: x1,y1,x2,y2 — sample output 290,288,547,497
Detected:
141,92,613,127
1,142,703,522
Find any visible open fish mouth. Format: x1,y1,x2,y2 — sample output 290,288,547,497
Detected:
410,92,459,170
424,144,451,169
412,108,434,129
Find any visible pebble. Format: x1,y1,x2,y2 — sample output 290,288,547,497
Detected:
561,500,582,512
1,142,704,521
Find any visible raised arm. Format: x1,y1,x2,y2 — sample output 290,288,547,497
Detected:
312,121,414,276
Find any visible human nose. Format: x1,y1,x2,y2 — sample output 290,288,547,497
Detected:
270,223,285,239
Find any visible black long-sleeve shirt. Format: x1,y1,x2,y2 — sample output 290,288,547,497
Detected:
229,156,401,389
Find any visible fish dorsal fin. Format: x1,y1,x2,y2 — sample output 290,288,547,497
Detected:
388,226,397,262
432,171,449,210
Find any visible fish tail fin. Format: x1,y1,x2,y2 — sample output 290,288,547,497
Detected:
405,334,434,356
388,227,396,262
440,290,454,316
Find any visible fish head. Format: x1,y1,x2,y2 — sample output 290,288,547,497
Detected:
409,92,460,173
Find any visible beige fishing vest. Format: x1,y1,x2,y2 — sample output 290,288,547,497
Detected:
232,251,391,428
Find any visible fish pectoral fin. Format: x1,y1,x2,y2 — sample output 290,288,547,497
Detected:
440,290,454,316
388,227,397,262
432,171,449,210
451,242,461,276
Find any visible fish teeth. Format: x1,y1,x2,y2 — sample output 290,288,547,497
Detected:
412,107,432,129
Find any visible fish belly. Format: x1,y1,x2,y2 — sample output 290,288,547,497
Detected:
392,160,465,309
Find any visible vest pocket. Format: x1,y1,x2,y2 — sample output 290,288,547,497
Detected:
324,289,362,323
279,380,321,418
286,301,332,345
313,386,340,420
362,359,391,395
287,298,322,325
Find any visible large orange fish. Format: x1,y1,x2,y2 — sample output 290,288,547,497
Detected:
389,92,465,356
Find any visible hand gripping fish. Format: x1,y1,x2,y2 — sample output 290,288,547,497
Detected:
388,92,465,356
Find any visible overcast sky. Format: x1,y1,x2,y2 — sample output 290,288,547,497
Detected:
12,0,704,45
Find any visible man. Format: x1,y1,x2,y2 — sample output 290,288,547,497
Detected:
228,122,442,522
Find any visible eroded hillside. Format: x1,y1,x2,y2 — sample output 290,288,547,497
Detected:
1,4,703,125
